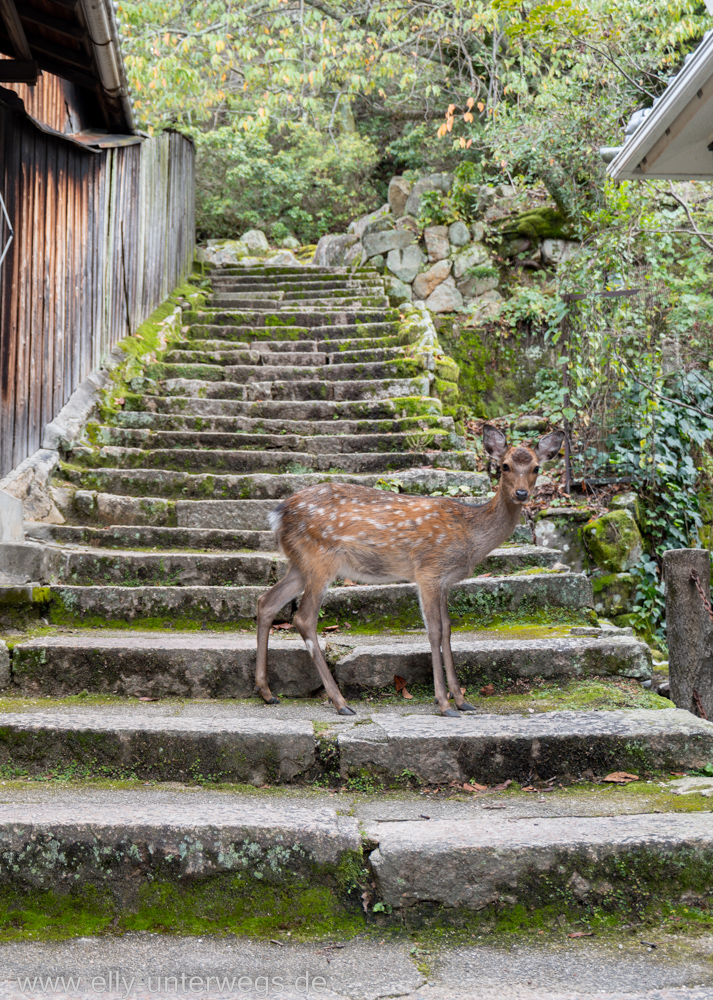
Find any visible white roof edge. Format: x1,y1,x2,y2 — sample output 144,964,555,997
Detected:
608,30,713,181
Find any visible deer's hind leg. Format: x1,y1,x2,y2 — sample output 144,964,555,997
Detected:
256,564,304,704
440,591,476,712
418,583,457,717
293,573,355,716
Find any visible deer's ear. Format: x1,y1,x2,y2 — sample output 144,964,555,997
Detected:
483,424,508,462
536,430,565,463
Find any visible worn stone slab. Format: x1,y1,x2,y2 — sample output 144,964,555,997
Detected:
368,812,713,910
339,708,712,784
334,634,650,688
44,572,592,628
0,712,314,784
55,549,284,587
0,793,360,897
11,634,322,698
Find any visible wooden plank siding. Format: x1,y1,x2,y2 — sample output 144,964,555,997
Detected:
0,102,195,478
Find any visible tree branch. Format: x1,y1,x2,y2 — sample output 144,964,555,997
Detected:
667,183,713,254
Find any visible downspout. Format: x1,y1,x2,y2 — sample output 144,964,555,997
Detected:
79,0,135,132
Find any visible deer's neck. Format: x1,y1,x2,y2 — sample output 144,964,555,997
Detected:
467,487,524,560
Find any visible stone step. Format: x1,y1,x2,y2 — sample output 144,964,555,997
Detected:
121,395,444,422
0,783,707,918
60,463,488,503
50,549,284,587
27,522,277,551
42,571,592,628
209,287,385,302
0,790,360,904
155,374,431,402
368,811,713,912
0,705,701,786
92,428,455,455
89,446,473,476
186,308,397,328
210,278,383,292
110,410,451,436
43,544,557,585
208,295,391,311
11,626,644,700
146,358,421,385
184,321,399,341
163,345,405,367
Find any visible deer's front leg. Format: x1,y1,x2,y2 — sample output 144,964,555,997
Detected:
293,584,356,716
419,584,457,717
440,591,476,712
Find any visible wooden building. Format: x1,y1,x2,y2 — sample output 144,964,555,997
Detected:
0,0,195,479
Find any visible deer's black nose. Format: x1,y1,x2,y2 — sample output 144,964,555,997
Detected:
515,489,529,501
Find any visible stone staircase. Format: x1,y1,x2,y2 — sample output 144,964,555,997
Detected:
1,262,712,936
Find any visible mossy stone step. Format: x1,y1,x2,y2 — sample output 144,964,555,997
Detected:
186,309,398,328
183,322,399,341
12,626,639,701
43,571,592,628
210,278,383,292
53,480,491,528
155,374,431,402
110,411,451,436
208,296,390,311
146,358,422,384
120,395,444,422
27,523,277,551
92,427,455,455
83,446,474,477
0,706,703,786
51,549,284,587
47,544,557,585
59,466,488,504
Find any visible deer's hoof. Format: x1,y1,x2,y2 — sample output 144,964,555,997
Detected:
441,708,460,718
458,701,477,712
338,706,357,716
262,696,279,705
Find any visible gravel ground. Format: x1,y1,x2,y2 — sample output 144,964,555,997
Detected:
0,933,711,1000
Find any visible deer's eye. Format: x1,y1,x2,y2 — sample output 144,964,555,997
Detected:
502,463,510,472
533,465,540,474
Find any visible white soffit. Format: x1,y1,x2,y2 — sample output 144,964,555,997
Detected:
608,31,713,180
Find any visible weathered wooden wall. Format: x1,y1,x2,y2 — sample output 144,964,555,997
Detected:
0,97,195,478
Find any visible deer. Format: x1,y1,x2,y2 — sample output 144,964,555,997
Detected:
255,424,564,717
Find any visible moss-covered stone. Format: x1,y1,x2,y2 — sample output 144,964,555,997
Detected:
501,206,574,243
591,572,638,617
582,510,643,573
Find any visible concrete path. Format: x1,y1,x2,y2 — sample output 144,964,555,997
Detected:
0,933,711,999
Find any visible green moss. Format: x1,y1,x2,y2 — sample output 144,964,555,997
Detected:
0,879,364,942
582,510,644,573
501,206,575,242
433,378,459,409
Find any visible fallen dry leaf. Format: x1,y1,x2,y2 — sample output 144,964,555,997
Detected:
463,782,488,792
138,696,158,702
480,683,496,697
394,675,414,699
603,771,639,784
342,579,356,587
568,932,594,938
322,624,340,632
272,622,294,630
522,785,535,792
491,779,513,792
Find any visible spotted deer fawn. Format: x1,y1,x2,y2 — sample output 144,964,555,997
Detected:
256,424,564,717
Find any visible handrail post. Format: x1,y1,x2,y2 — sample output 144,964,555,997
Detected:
663,548,713,718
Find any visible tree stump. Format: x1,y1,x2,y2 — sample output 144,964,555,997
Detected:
663,548,713,718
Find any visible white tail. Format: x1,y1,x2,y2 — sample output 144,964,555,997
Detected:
256,424,564,716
